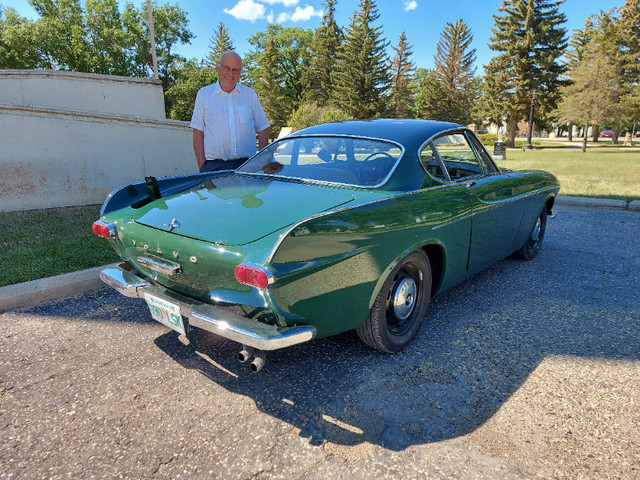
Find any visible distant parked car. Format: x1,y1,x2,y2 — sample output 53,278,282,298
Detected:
92,119,559,372
600,130,614,138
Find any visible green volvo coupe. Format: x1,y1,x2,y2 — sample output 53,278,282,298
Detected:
93,119,559,372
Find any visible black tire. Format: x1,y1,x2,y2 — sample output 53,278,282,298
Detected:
514,207,547,260
356,250,432,353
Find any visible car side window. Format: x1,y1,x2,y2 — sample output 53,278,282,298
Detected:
432,133,487,180
419,143,448,181
466,132,499,174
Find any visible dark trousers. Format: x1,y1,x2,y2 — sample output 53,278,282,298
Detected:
199,158,248,173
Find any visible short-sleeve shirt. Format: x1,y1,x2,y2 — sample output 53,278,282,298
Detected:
190,82,270,160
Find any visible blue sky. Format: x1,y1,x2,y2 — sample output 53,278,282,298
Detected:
8,0,623,72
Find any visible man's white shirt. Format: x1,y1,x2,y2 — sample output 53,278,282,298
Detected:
190,82,270,160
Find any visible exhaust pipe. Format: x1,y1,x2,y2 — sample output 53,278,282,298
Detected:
250,350,266,373
238,346,266,373
238,345,254,363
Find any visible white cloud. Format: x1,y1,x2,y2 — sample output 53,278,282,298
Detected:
277,5,323,22
263,0,300,6
403,1,418,12
223,0,267,22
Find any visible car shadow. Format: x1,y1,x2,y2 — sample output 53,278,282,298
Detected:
153,241,640,451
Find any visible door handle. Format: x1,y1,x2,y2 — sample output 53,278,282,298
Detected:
465,180,476,188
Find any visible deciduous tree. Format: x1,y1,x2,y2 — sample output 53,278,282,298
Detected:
556,49,619,151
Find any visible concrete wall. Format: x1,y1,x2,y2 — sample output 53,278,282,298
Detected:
0,70,194,212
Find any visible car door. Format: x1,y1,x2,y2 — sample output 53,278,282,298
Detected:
430,131,525,275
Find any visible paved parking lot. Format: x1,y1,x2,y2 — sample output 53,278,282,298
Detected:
1,204,639,479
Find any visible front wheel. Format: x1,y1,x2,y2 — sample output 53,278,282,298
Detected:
514,207,547,260
356,250,432,353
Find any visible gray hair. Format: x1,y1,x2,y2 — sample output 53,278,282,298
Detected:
217,51,242,67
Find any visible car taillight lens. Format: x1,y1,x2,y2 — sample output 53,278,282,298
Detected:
234,264,270,289
92,220,115,239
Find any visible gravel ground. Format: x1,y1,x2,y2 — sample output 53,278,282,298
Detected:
1,204,639,479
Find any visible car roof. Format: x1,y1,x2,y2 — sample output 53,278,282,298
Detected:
290,119,464,147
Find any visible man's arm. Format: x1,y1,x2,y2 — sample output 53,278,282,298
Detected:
257,128,269,151
192,128,206,170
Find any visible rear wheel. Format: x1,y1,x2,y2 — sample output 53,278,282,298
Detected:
356,250,432,353
514,207,547,260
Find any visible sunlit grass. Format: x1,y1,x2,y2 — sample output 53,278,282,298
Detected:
496,147,640,202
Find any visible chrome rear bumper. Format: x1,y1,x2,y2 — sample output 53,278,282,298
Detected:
100,264,316,351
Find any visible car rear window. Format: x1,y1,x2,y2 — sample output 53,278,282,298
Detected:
237,135,403,187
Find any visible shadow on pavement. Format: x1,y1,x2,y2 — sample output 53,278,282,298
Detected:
153,239,640,450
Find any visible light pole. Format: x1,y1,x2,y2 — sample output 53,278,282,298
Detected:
146,0,159,79
525,91,536,150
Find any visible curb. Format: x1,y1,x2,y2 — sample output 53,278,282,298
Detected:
556,195,639,210
1,198,638,311
0,264,117,312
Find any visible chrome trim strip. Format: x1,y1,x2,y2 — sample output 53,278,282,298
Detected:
137,255,182,275
100,267,150,298
99,265,316,351
189,306,315,350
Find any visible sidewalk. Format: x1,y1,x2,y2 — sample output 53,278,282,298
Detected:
1,196,639,312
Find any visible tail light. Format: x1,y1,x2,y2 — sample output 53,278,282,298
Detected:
92,220,116,239
234,263,272,289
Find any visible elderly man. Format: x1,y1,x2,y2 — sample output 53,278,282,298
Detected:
190,51,270,173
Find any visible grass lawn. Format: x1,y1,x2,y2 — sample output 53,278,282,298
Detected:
1,145,638,287
0,205,118,287
496,147,640,203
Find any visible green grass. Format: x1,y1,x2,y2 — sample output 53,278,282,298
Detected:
1,146,638,287
0,205,118,287
496,147,640,203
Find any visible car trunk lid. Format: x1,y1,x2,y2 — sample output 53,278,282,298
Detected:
131,174,355,245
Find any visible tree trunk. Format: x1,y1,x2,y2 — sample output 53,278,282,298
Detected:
505,115,518,147
582,123,588,152
612,119,620,145
568,122,573,142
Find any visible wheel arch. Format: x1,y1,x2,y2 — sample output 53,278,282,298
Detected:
545,194,556,215
367,241,446,310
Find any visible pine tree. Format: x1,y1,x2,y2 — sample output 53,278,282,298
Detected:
330,0,391,119
307,0,342,106
482,0,568,146
433,19,476,125
388,31,415,118
206,22,234,67
254,35,288,132
413,68,452,121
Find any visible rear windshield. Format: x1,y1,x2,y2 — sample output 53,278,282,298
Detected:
237,135,403,187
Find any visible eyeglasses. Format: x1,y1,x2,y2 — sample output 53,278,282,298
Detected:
218,64,242,75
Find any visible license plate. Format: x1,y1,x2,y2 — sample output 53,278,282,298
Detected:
144,293,185,335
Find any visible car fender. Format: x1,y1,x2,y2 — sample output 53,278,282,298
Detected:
366,239,446,311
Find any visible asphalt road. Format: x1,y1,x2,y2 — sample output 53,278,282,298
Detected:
1,204,639,479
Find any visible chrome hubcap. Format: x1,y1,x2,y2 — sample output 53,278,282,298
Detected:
531,216,541,242
393,277,417,320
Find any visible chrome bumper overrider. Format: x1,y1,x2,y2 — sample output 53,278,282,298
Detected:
100,264,316,351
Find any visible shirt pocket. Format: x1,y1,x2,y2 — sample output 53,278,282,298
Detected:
238,106,253,126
